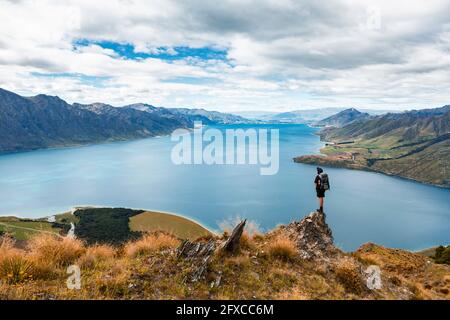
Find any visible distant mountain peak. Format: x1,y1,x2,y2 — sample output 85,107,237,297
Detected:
126,103,157,112
316,108,371,127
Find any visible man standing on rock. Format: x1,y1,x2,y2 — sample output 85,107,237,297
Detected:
314,167,330,213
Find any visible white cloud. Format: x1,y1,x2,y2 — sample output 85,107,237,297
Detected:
0,0,449,111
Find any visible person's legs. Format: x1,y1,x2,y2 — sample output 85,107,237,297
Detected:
316,189,325,212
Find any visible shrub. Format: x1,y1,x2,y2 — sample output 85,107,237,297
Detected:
124,233,180,258
434,245,450,265
74,208,143,245
267,237,297,262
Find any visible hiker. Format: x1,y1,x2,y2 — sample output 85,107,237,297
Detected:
314,167,330,213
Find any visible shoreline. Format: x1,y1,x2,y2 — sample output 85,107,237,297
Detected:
0,132,174,157
0,206,214,243
2,205,216,236
0,121,264,157
293,154,450,189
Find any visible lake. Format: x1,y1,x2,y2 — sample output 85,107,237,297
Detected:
0,123,448,251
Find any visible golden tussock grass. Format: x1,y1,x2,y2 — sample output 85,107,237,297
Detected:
266,237,298,262
77,244,116,269
239,232,257,251
27,234,85,267
1,230,448,300
124,233,180,258
0,254,34,284
334,260,366,295
0,237,33,284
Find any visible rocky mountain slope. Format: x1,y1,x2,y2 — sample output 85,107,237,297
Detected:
320,105,450,143
295,106,450,187
0,210,448,300
315,108,372,127
0,88,248,153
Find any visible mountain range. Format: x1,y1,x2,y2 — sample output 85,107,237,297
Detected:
235,107,397,124
295,106,450,187
0,88,248,153
320,105,450,143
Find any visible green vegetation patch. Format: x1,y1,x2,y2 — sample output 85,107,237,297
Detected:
129,211,212,241
433,245,450,265
0,218,62,240
74,208,144,245
54,212,79,224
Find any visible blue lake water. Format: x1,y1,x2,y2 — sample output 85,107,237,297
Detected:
0,123,448,251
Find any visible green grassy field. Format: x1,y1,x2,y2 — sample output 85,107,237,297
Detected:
0,217,61,240
129,211,212,240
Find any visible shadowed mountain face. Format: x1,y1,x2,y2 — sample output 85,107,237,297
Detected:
0,88,248,153
315,108,372,128
321,105,450,144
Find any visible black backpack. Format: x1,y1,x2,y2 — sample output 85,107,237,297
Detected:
319,173,330,191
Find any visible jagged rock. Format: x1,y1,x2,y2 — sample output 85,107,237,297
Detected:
177,239,216,282
280,211,336,259
222,220,246,253
177,239,216,260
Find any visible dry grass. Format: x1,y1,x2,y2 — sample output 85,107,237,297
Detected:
129,211,212,241
124,233,180,258
0,237,33,284
28,234,85,268
77,244,116,269
239,232,257,251
355,243,428,274
0,254,33,284
267,237,298,262
224,255,252,269
0,236,17,258
335,260,366,295
1,230,449,300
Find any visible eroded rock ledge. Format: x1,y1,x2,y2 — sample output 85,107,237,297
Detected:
275,211,338,260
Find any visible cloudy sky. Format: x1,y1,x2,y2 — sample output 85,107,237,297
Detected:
1,0,450,112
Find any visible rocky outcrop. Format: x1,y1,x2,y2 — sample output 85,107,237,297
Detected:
277,211,337,259
177,239,216,282
176,220,247,282
221,220,246,253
